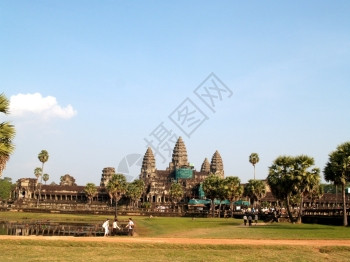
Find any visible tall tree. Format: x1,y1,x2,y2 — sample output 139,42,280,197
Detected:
37,150,49,206
223,176,243,217
106,174,127,219
243,179,266,208
84,183,98,205
268,155,320,223
0,93,16,177
0,177,14,203
216,179,228,218
267,155,295,222
249,153,260,180
202,174,222,217
126,179,145,208
34,167,42,181
42,173,49,185
169,181,184,212
292,155,320,223
324,142,350,226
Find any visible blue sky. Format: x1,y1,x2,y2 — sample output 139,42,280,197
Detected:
1,1,350,185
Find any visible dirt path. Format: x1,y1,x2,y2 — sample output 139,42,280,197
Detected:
1,235,350,247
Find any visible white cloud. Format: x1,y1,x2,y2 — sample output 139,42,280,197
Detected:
9,93,77,119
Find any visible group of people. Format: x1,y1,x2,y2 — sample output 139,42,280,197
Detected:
243,213,259,226
102,217,134,236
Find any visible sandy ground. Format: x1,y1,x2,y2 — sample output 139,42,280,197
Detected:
1,235,350,247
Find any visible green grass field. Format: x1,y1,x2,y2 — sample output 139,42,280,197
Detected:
1,212,350,261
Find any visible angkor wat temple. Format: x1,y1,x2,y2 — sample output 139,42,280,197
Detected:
12,137,225,208
139,136,224,203
11,137,344,212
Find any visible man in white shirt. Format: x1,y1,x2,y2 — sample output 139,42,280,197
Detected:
112,218,120,236
102,218,110,237
125,218,134,236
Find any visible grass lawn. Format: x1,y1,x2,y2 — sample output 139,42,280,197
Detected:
1,212,350,261
2,212,350,239
0,240,350,262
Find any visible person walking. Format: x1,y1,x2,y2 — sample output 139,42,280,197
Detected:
254,214,258,225
102,218,110,237
243,215,247,226
125,218,134,236
112,218,121,236
248,215,253,226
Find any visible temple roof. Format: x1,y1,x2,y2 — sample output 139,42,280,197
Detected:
171,136,189,168
210,150,224,176
141,147,156,172
200,158,210,173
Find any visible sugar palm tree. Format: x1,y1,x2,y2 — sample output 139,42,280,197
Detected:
37,150,49,206
126,179,145,208
84,183,98,205
34,167,42,181
223,176,242,217
243,179,266,208
0,93,16,177
106,174,127,218
324,142,350,226
169,182,184,212
292,155,320,223
249,153,259,180
202,174,223,217
42,173,49,185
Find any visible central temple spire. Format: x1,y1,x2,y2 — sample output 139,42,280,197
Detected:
169,136,190,170
210,150,224,178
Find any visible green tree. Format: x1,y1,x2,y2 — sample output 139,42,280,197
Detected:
169,181,184,212
0,94,16,177
267,156,295,221
34,167,42,181
0,177,14,203
216,179,228,218
202,174,222,217
268,155,320,223
84,183,98,205
243,179,266,208
126,179,145,208
223,176,243,217
42,173,49,185
106,174,127,218
324,142,350,226
249,153,260,180
292,155,320,223
37,150,49,206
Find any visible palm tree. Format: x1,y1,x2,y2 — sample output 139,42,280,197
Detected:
106,174,127,218
126,179,145,208
292,155,320,223
268,155,296,222
202,174,223,217
324,142,350,226
34,167,42,181
37,150,49,206
223,176,242,217
268,155,320,223
249,153,260,180
169,182,184,212
243,179,266,208
84,183,98,205
42,173,49,185
0,93,16,177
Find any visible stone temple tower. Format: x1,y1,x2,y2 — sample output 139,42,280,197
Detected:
168,136,190,171
140,147,156,180
210,150,224,178
100,167,115,187
200,158,210,173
